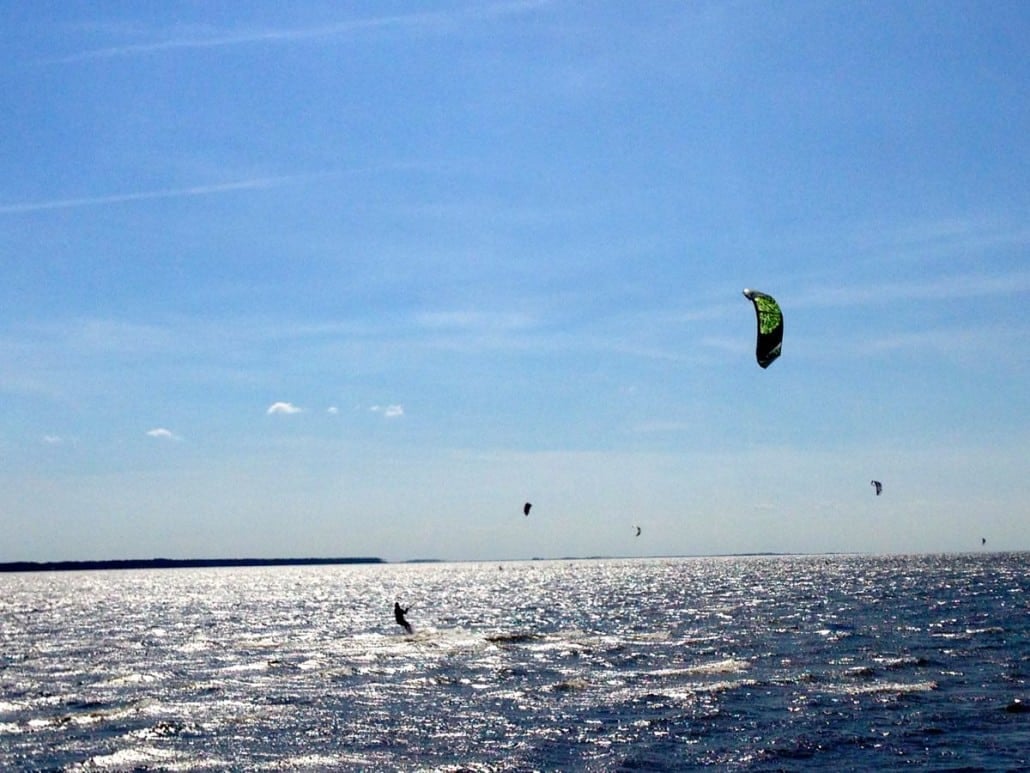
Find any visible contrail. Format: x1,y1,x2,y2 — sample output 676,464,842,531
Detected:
0,176,301,215
40,1,550,65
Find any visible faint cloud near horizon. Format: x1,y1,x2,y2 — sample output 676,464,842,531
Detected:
371,404,404,419
146,428,181,441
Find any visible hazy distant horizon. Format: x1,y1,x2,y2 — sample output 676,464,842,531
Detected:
3,547,1015,575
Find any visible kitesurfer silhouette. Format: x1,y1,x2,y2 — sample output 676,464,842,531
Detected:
394,601,412,634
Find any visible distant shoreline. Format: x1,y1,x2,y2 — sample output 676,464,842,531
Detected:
1,551,1001,574
0,553,795,573
0,557,384,574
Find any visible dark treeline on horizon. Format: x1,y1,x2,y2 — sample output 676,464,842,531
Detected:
0,557,385,573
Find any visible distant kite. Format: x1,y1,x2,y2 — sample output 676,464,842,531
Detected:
742,288,783,368
871,480,882,496
523,502,532,517
634,526,641,537
982,537,987,546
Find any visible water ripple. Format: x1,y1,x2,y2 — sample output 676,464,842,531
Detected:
1,554,1028,770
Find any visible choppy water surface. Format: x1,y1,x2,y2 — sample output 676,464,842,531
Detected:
1,553,1028,770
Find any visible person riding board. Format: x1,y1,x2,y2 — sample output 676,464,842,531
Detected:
394,601,412,634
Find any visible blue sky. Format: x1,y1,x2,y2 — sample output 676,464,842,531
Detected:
2,1,1027,563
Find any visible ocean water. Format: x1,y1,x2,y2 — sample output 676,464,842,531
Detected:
1,553,1028,771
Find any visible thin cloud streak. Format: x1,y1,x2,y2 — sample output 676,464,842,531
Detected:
791,271,1030,309
42,1,550,64
0,176,309,215
865,323,1020,357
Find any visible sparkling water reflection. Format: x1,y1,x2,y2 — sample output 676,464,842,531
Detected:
1,554,1028,770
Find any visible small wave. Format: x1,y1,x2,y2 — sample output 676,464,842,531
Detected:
76,745,182,770
270,754,354,769
617,677,758,704
681,634,722,646
485,632,542,645
627,630,673,643
103,671,163,686
874,655,932,670
26,702,142,732
545,677,590,692
176,639,217,653
772,672,820,686
833,680,938,695
641,660,747,679
128,719,203,741
816,628,853,642
646,667,701,678
237,636,282,649
687,658,749,675
692,678,758,695
0,721,23,735
220,661,269,673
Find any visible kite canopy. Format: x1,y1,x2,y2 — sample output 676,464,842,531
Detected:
523,502,532,516
742,289,783,368
871,480,882,496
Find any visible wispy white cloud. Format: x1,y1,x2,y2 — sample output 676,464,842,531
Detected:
415,310,536,332
267,402,303,415
42,435,64,445
371,404,404,418
865,323,1020,358
0,176,309,215
42,1,550,64
851,216,1030,262
327,406,340,415
146,427,181,440
792,271,1030,309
